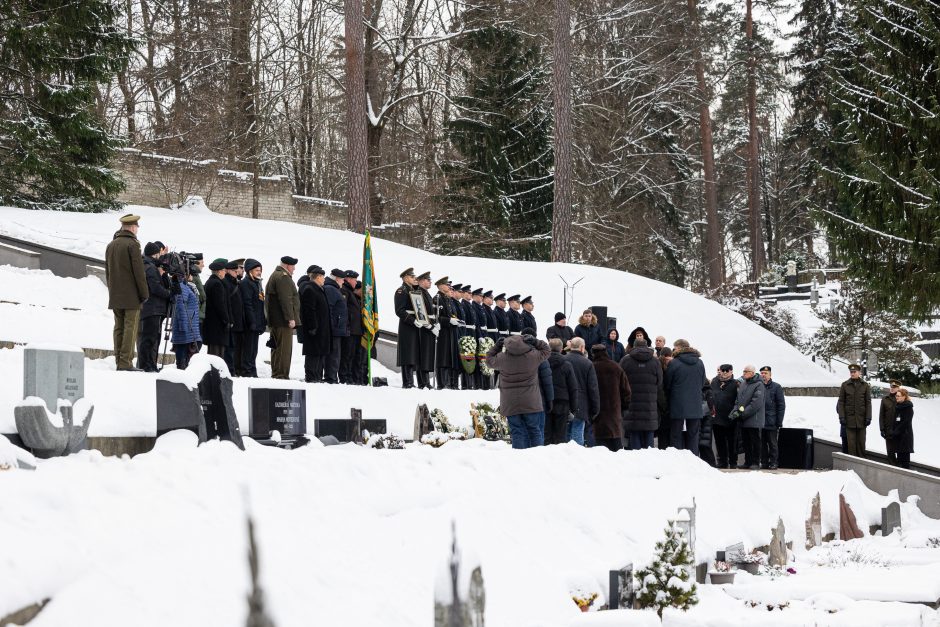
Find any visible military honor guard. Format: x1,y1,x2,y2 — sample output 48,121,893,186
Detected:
394,267,422,388
521,295,537,335
433,277,460,390
415,271,438,389
507,294,524,335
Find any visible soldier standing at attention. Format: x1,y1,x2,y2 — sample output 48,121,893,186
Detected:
507,295,524,335
105,213,149,371
433,277,460,390
394,267,421,388
265,256,300,379
837,363,872,458
521,295,537,335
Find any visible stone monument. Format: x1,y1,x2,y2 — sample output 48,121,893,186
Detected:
839,493,864,540
608,563,634,610
23,346,84,411
881,502,901,536
769,518,787,567
156,379,208,442
15,400,93,458
414,404,433,442
248,387,307,438
434,522,485,627
198,365,245,450
805,492,822,549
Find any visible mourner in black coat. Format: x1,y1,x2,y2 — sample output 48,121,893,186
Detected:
203,269,232,354
395,268,421,388
546,312,575,346
619,340,662,449
433,278,460,389
520,296,537,336
298,268,331,382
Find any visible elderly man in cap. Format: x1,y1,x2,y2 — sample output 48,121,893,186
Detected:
322,268,348,383
759,366,786,470
394,267,422,388
105,213,149,371
239,259,266,377
222,261,245,374
546,312,574,346
203,258,233,360
521,296,537,335
340,270,363,385
433,277,459,389
265,256,301,379
298,265,331,382
880,379,902,465
838,363,872,458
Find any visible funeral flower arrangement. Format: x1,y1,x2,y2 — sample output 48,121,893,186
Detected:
739,550,767,564
477,337,495,376
711,560,734,573
459,336,478,374
470,402,510,442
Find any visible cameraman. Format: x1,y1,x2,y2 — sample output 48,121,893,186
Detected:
137,242,173,372
171,265,202,370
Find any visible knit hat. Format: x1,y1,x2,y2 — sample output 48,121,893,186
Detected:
244,258,262,273
521,327,535,337
143,242,160,256
554,312,566,323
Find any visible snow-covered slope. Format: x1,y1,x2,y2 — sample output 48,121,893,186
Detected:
0,204,839,386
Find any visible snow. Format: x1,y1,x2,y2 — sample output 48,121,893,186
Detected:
0,204,841,387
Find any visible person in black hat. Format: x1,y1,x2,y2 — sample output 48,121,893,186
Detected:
507,295,524,336
880,379,902,466
838,363,871,458
187,253,207,330
470,288,490,390
759,366,785,470
546,312,574,346
414,271,437,389
321,269,349,383
105,214,149,371
264,256,300,379
492,293,509,341
520,296,537,336
204,259,233,361
340,270,363,385
448,283,467,387
238,259,266,377
222,261,244,374
432,277,459,389
395,267,421,388
482,291,499,343
710,364,740,468
298,265,330,382
459,285,479,390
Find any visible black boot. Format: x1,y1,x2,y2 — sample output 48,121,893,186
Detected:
401,365,415,389
416,370,430,389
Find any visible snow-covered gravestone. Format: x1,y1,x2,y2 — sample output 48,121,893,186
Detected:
23,346,84,412
677,501,696,558
805,492,822,549
725,542,746,564
156,374,208,443
248,387,306,439
414,404,433,441
434,523,485,627
882,502,901,536
197,358,244,450
608,563,634,610
769,518,787,567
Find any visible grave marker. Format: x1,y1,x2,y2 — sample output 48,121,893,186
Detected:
839,493,864,540
769,518,787,567
725,542,746,564
156,379,208,442
249,388,306,438
881,502,901,536
197,366,245,450
608,563,634,610
414,404,433,442
23,347,84,412
805,492,822,549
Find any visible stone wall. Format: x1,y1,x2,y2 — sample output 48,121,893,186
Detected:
115,149,349,230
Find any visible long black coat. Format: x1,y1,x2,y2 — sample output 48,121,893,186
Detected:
521,309,537,335
763,379,786,429
484,305,499,341
566,351,600,423
593,351,630,440
239,276,266,333
619,345,662,432
298,277,331,356
141,256,171,319
548,351,579,409
434,292,459,369
546,324,574,345
710,376,739,427
462,299,479,339
494,306,509,337
893,400,914,453
324,277,348,337
343,282,363,336
417,287,436,370
664,347,707,420
203,274,232,346
508,308,524,334
395,282,420,367
473,301,489,339
225,275,245,333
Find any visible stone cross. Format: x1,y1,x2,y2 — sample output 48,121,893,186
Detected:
881,502,901,536
677,500,697,558
805,492,822,549
769,518,787,567
23,347,84,412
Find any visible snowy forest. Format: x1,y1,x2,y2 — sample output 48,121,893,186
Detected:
0,0,937,316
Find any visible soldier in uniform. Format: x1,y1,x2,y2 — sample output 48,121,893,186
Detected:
460,285,478,390
433,277,460,390
507,294,524,335
471,288,489,390
493,293,510,339
415,271,438,389
521,295,537,335
394,267,421,388
482,291,499,343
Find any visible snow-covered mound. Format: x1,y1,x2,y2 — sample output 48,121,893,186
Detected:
1,439,930,627
0,205,839,386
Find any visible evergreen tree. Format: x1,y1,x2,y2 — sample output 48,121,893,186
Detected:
635,522,698,618
825,0,940,319
435,7,553,261
0,0,132,211
809,279,924,375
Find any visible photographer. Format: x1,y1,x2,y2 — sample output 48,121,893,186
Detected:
171,266,202,370
137,242,172,372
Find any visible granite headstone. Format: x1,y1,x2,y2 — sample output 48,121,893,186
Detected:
156,379,208,442
198,366,245,450
608,563,634,610
23,347,84,412
249,388,307,438
414,404,433,442
882,502,901,536
805,492,822,549
769,517,787,567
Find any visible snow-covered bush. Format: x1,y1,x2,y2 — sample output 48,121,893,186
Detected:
635,522,698,617
366,432,404,449
707,283,802,346
808,543,893,568
420,431,468,447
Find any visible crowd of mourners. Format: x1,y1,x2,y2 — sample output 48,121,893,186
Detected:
103,213,915,469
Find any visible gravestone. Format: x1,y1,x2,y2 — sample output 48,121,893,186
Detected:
198,366,245,450
249,388,306,438
414,404,433,442
434,522,485,627
608,563,634,610
725,542,746,564
677,501,697,558
156,379,208,442
805,492,822,549
314,417,387,443
881,502,901,536
350,408,363,444
769,518,787,567
23,347,84,412
15,400,93,458
839,493,864,540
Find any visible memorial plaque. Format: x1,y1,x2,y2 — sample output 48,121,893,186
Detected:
249,388,307,437
156,379,208,442
882,502,901,536
23,347,84,411
726,542,746,564
314,418,387,443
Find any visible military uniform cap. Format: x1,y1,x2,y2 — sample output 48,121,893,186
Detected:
307,265,325,275
119,213,141,225
508,294,521,302
231,258,246,267
417,271,431,281
759,366,772,373
848,363,862,372
451,283,463,291
281,255,299,265
483,290,493,298
472,287,483,296
521,295,533,305
400,267,415,278
330,268,345,277
889,379,902,387
494,293,506,301
435,276,449,287
345,270,360,279
225,261,239,270
462,285,472,292
212,257,228,265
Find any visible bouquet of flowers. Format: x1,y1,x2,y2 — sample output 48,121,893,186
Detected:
459,336,478,374
477,336,495,376
470,402,510,442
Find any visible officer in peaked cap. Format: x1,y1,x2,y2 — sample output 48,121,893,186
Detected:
492,293,510,339
432,277,459,389
395,266,421,388
506,294,524,335
412,271,437,389
105,212,148,370
520,295,537,336
339,269,363,385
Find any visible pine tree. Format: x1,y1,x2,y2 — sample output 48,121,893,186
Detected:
435,7,553,261
0,0,133,211
635,522,698,618
809,279,923,375
824,0,940,319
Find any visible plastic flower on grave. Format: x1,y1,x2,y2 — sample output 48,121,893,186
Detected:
786,567,797,575
572,592,597,609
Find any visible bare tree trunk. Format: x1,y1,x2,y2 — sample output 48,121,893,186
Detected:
345,0,371,232
745,0,765,281
550,0,572,263
688,0,722,289
250,0,262,219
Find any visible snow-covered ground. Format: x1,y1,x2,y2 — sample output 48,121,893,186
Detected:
0,204,841,387
3,437,939,627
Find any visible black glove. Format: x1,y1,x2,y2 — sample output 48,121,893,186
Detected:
308,329,317,337
495,338,505,350
523,335,538,347
865,419,871,427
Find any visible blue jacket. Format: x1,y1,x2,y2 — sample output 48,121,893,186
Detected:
538,359,555,413
172,282,202,345
664,347,707,420
763,379,786,429
324,277,349,337
605,330,625,362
